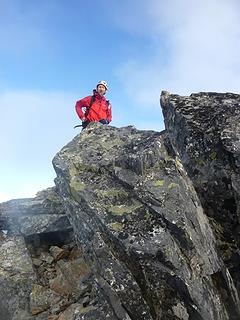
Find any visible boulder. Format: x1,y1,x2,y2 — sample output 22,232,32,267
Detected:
161,91,240,300
53,122,239,319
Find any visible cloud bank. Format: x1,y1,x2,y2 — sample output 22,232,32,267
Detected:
108,0,240,104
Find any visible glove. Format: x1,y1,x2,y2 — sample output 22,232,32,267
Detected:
82,120,89,129
99,119,109,125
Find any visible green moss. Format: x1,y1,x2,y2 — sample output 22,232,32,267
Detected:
155,179,165,187
210,151,217,160
110,222,123,231
168,182,178,190
108,201,142,215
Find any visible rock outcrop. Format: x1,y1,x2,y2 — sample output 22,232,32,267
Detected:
0,188,93,320
52,117,240,319
161,91,240,300
1,91,240,320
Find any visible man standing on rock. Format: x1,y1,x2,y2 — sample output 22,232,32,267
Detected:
75,80,112,129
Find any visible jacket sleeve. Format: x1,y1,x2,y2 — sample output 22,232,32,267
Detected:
75,96,91,120
107,102,112,123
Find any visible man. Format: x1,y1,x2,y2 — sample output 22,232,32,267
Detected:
75,80,112,129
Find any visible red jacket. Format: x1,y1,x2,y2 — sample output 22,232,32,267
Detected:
75,90,112,123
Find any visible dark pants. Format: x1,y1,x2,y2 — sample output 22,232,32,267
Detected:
82,119,109,130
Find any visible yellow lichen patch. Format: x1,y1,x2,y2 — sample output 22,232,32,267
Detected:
97,137,124,151
109,222,123,231
155,179,165,187
69,164,79,178
210,151,217,160
70,178,85,192
95,188,128,201
108,201,142,216
69,179,85,200
168,182,178,190
175,158,184,171
186,183,196,194
70,162,99,175
68,164,86,197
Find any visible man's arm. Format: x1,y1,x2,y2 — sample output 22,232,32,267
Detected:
75,96,91,121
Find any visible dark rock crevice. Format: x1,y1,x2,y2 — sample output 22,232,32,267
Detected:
211,269,240,320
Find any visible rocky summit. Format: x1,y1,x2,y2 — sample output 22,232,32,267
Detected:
1,92,240,320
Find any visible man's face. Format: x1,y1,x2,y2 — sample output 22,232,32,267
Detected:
97,84,107,96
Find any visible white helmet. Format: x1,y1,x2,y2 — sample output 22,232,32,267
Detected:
96,80,108,90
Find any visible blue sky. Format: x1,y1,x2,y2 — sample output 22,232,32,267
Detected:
1,0,240,202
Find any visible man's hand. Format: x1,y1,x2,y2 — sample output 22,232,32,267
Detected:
82,120,89,129
99,119,109,125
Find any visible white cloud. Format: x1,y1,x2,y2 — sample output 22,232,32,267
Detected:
0,89,79,201
110,0,240,103
0,90,77,157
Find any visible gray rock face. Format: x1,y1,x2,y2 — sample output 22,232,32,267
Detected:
53,122,239,319
0,234,36,320
0,187,70,236
161,91,240,308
